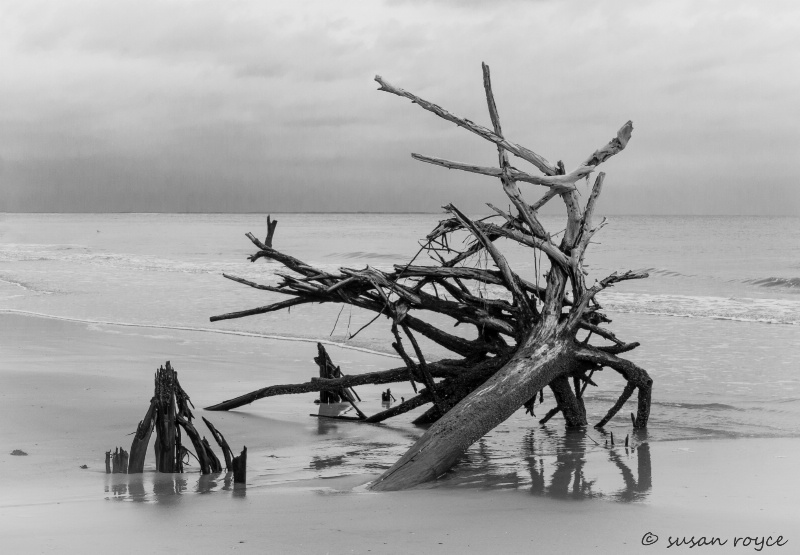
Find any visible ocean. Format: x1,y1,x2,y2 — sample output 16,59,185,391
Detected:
2,212,799,494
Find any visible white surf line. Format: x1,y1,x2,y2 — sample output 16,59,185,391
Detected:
605,307,797,325
0,276,34,291
0,309,402,359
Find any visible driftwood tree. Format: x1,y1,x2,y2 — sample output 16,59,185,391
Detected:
208,64,653,491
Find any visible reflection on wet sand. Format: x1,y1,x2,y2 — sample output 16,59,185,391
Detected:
527,429,652,501
315,402,355,435
104,471,244,503
104,408,652,502
446,427,653,502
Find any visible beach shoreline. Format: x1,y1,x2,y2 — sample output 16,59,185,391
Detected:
2,312,798,553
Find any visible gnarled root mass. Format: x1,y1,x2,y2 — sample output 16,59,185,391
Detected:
209,63,654,490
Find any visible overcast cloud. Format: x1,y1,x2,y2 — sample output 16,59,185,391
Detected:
1,0,798,214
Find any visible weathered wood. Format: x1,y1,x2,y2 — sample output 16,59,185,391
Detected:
375,75,558,175
202,416,234,470
202,437,223,473
446,205,532,326
232,447,247,484
128,398,157,474
176,415,214,474
310,414,364,422
110,362,233,478
539,406,561,425
549,375,587,428
364,393,431,423
204,360,467,411
411,154,593,191
109,447,129,474
400,324,444,415
371,329,573,490
634,381,652,429
207,63,654,490
391,325,420,393
595,382,636,428
154,363,179,473
265,215,278,248
315,343,341,403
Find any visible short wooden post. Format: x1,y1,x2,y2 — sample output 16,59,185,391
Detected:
232,446,247,484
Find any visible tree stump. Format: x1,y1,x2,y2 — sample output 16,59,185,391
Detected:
232,446,247,484
107,361,240,477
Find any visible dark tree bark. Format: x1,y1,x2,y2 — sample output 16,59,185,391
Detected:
117,362,238,476
232,447,247,484
265,216,278,248
202,416,234,471
154,363,179,473
128,399,156,474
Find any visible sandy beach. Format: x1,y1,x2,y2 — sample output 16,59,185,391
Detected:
2,312,797,554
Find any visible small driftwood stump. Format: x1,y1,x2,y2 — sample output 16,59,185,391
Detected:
265,216,278,249
111,361,241,477
105,447,129,474
232,447,247,484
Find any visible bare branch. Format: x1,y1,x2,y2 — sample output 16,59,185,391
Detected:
594,382,636,428
411,155,596,193
375,75,558,175
210,297,312,322
531,189,559,212
364,393,432,423
582,121,634,168
468,219,570,270
446,205,533,326
582,172,605,229
481,62,553,240
205,361,468,411
411,154,554,191
567,270,648,329
573,345,653,388
401,324,445,413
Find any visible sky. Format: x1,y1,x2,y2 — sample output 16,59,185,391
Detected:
1,0,798,215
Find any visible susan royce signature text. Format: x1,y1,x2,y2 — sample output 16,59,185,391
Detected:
641,533,788,550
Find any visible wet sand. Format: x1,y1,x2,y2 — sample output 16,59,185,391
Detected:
1,313,798,554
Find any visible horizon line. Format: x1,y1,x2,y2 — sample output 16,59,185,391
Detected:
1,211,798,217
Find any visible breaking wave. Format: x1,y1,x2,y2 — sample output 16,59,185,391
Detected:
328,251,407,261
632,266,800,294
599,292,800,325
642,267,696,279
0,275,55,295
743,276,800,290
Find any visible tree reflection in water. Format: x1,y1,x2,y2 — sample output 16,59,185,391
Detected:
447,426,652,501
525,428,652,501
105,472,232,503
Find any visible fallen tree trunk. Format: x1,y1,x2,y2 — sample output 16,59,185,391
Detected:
372,327,571,490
